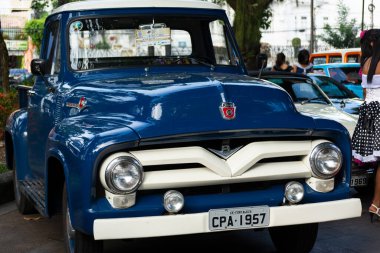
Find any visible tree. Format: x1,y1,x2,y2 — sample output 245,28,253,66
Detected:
0,21,10,94
31,0,49,19
291,37,301,57
213,0,283,70
24,17,46,53
319,0,359,48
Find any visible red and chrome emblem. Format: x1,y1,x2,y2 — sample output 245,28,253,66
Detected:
219,102,236,120
66,96,87,111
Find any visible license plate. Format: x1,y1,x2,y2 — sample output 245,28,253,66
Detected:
350,175,368,187
209,206,270,231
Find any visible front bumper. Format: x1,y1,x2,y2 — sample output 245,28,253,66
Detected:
93,198,361,240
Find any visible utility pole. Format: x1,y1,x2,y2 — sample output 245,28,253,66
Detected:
362,0,365,31
369,0,375,29
310,0,314,53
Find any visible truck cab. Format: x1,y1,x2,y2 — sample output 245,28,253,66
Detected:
5,1,361,253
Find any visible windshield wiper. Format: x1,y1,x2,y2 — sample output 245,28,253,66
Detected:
300,97,328,105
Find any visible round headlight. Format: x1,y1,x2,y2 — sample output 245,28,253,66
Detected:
105,156,143,194
309,142,342,179
284,181,304,204
163,190,185,213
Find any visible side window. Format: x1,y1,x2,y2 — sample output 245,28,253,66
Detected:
43,20,60,75
329,56,342,63
209,20,237,66
312,57,326,65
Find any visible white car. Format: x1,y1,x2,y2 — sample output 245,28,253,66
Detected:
254,72,358,137
308,73,363,115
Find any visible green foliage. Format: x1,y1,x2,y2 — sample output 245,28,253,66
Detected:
15,33,27,40
224,0,282,70
31,0,49,19
96,34,111,50
24,16,46,52
0,90,18,134
2,34,10,40
0,164,9,174
292,37,301,47
319,0,359,48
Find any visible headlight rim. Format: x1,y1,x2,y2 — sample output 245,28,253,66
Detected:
309,142,342,179
105,155,144,194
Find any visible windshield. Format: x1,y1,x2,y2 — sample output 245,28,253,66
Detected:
327,67,361,84
266,78,329,104
311,75,357,99
69,15,239,71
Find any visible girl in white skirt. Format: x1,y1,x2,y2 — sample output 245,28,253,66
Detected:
352,29,380,221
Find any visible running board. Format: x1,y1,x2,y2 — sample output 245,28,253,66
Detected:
19,180,47,216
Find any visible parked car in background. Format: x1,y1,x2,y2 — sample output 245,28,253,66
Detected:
250,71,371,190
9,69,33,86
308,73,363,115
313,63,362,98
250,71,358,136
310,48,361,65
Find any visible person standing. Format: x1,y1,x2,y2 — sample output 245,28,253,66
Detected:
352,29,380,221
271,52,292,72
292,48,313,74
359,30,372,99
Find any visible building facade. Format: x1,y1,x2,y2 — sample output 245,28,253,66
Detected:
0,0,33,68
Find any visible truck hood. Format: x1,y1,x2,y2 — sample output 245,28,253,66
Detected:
63,72,317,139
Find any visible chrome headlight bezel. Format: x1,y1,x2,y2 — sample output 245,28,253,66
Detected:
309,142,342,179
104,155,144,194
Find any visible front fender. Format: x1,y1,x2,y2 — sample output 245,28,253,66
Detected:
46,115,140,233
5,109,29,173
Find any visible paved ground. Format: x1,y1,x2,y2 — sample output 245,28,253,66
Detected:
0,190,379,253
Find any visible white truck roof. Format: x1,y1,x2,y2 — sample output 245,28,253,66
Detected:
51,0,222,15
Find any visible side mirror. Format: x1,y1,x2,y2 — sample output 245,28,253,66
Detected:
31,59,46,76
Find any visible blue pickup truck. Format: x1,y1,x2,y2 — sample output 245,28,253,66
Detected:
5,1,361,253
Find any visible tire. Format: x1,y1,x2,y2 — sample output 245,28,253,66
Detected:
62,183,103,253
13,159,36,214
269,223,318,253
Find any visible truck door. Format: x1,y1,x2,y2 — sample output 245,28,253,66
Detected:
27,18,61,177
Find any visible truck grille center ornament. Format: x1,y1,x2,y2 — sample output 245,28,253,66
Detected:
220,102,236,120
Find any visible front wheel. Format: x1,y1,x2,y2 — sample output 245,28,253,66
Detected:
269,223,318,253
62,183,103,253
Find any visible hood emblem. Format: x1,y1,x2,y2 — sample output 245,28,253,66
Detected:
220,102,236,120
66,97,87,111
208,145,243,159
